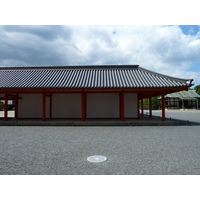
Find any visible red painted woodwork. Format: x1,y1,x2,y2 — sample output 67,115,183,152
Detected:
141,98,144,116
82,92,86,121
15,94,19,119
120,92,124,121
42,93,46,121
0,86,189,95
0,97,21,100
49,94,52,119
149,97,152,118
17,118,82,120
0,87,189,122
4,93,8,121
162,93,166,121
137,94,140,119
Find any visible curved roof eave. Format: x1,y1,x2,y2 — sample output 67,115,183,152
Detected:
0,65,194,89
138,66,193,84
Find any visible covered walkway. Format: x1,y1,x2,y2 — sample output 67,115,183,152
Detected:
0,111,180,126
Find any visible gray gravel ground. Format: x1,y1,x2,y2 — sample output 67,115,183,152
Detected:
153,110,200,124
1,110,200,175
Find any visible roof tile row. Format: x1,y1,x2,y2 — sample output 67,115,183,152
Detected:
0,65,193,89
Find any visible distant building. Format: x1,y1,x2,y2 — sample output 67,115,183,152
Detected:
0,65,193,121
164,90,200,109
0,100,14,110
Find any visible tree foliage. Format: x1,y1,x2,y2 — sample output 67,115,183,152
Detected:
0,101,4,111
194,85,200,95
194,85,200,109
142,97,161,110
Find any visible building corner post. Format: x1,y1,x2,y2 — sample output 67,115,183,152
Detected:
82,92,86,121
15,94,19,119
49,94,52,119
42,92,46,121
149,97,152,118
162,93,166,121
120,92,124,121
4,93,8,121
141,97,144,117
137,94,140,119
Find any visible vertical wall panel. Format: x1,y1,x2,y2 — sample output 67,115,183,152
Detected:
124,93,138,118
52,94,81,118
87,93,120,118
18,94,42,118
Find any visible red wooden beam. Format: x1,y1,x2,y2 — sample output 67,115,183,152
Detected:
120,92,124,121
0,86,190,95
7,94,18,97
162,93,166,121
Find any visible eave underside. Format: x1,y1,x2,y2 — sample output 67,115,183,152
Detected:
0,87,189,99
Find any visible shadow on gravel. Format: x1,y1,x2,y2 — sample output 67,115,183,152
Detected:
152,115,200,126
150,110,200,126
169,118,200,126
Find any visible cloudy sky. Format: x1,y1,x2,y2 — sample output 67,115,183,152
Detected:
0,25,200,86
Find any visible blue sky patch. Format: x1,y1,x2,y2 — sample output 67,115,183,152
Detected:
179,25,200,35
190,62,200,72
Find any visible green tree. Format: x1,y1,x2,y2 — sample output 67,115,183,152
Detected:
194,85,200,109
0,101,4,111
194,85,200,95
142,97,161,110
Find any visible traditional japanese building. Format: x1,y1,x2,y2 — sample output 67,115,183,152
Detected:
0,65,193,121
164,90,200,109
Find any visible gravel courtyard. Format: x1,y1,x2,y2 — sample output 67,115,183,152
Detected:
1,110,200,175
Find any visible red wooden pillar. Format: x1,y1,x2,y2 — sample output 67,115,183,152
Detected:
4,93,8,121
42,93,46,121
15,94,19,119
49,94,52,119
149,97,152,118
162,93,166,121
82,92,86,121
120,92,124,121
137,94,140,119
141,97,144,117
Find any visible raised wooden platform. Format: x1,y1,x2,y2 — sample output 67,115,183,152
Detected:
0,118,180,126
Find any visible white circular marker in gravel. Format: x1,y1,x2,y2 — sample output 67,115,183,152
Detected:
87,155,107,163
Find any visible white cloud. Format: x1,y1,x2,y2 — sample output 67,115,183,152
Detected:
0,25,200,84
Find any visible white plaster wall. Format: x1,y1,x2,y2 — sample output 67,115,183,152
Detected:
18,94,42,118
87,93,119,118
124,93,138,118
52,94,81,118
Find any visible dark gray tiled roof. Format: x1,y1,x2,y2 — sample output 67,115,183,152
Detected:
0,65,193,89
